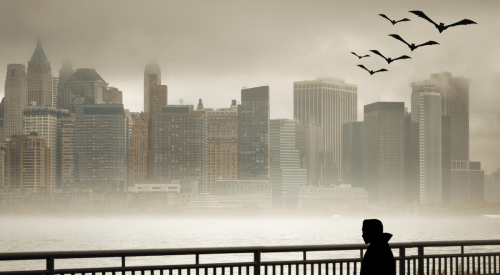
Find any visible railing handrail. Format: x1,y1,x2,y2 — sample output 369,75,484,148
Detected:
1,239,500,261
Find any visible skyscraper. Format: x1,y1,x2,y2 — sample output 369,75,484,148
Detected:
364,102,405,203
128,112,149,187
62,68,108,112
425,72,470,160
270,119,307,207
144,63,161,113
293,79,357,180
411,72,481,204
2,64,28,142
206,100,239,194
59,114,76,189
342,121,364,188
27,40,52,107
295,116,324,185
103,87,123,104
52,76,58,108
3,133,50,193
154,106,207,191
23,106,70,191
238,86,270,180
451,161,484,203
410,86,442,204
146,74,168,179
0,98,5,135
56,59,75,110
75,104,128,192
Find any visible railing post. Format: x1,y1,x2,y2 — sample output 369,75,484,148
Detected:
254,250,261,275
418,246,424,275
399,247,405,275
46,257,54,275
196,254,200,275
303,251,307,261
122,256,126,267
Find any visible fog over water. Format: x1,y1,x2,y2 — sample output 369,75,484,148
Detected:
1,217,499,271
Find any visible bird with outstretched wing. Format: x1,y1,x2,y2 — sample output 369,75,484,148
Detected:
409,10,477,33
357,65,388,75
379,14,411,25
351,52,370,59
388,34,439,51
369,50,411,64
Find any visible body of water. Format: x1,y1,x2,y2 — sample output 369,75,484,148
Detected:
1,217,499,271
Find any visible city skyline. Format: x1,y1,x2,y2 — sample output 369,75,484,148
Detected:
0,1,499,173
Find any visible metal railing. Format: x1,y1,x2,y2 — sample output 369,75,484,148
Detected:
1,240,500,275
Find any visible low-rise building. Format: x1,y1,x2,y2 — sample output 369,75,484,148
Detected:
287,184,368,209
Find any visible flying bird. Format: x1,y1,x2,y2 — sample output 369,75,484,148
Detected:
351,52,370,59
357,65,388,75
388,34,439,51
409,10,477,33
369,50,411,64
379,14,411,25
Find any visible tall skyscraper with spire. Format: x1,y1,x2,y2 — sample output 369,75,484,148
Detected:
57,59,75,109
27,39,52,107
144,63,161,112
2,64,28,142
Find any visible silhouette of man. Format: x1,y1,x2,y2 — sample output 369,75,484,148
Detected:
360,219,395,275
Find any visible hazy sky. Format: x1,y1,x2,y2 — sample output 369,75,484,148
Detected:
0,0,499,172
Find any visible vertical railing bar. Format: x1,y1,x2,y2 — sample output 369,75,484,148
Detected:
332,263,335,275
399,247,405,275
340,262,342,275
488,255,491,275
354,262,356,275
303,251,306,261
418,246,424,275
326,263,329,275
426,257,429,275
288,265,291,275
46,257,55,275
483,255,486,275
413,257,416,275
254,251,261,275
346,262,349,275
280,265,283,275
311,263,314,275
472,256,475,275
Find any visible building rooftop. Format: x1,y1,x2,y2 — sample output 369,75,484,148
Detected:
67,68,106,83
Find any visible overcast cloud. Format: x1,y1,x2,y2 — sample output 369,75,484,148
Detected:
0,0,499,172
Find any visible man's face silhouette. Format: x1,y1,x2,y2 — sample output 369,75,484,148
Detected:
362,227,374,244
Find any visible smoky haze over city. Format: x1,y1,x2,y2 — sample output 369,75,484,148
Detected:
1,1,500,273
0,1,500,208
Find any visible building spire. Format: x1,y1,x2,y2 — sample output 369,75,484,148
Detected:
30,38,48,63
